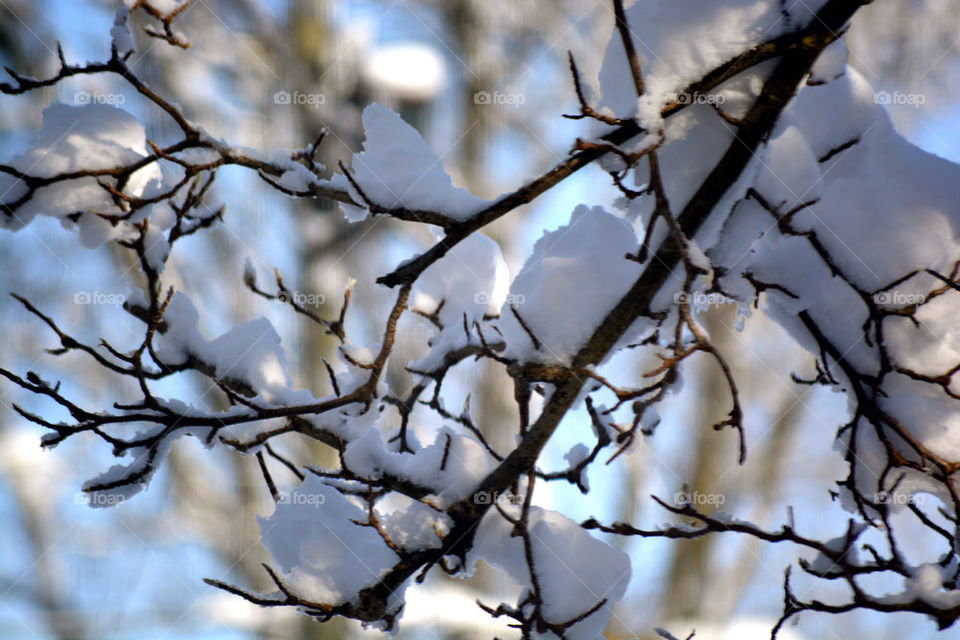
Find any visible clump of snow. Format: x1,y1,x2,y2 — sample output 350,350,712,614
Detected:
409,230,509,365
702,62,960,509
472,506,631,639
885,291,960,378
804,524,864,573
881,564,960,610
378,497,451,551
398,582,516,636
267,149,319,193
562,443,591,491
329,104,491,222
124,0,184,15
142,223,171,273
413,231,509,324
809,38,848,85
595,0,786,123
787,70,878,163
878,374,960,465
258,475,400,607
111,7,135,56
0,102,163,247
497,205,642,365
626,102,749,288
154,292,292,402
81,424,175,507
342,424,495,504
752,122,822,213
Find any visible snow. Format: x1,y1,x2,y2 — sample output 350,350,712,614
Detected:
562,443,591,491
804,524,864,573
409,230,510,365
752,122,822,213
497,205,643,365
336,344,390,402
124,0,184,14
657,617,808,640
472,506,631,639
111,7,135,57
258,475,401,607
879,373,960,464
80,424,174,507
268,149,319,193
630,104,739,217
786,110,960,288
809,38,848,85
788,70,879,163
7,0,960,633
397,583,519,636
342,424,495,504
363,44,447,101
329,104,491,222
0,102,163,247
378,497,451,551
701,64,960,508
242,256,258,288
142,222,171,273
886,291,960,377
154,292,293,402
413,231,509,324
591,0,960,519
881,564,960,610
595,0,788,126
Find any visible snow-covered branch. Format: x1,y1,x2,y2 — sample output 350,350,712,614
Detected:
6,0,960,638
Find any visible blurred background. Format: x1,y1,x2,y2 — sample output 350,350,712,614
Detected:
0,1,958,638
